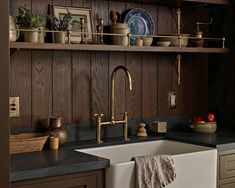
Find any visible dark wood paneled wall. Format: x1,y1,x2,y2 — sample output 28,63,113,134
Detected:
10,0,209,129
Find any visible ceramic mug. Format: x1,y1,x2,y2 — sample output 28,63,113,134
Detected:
9,15,19,42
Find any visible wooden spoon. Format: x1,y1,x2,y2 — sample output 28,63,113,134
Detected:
116,12,121,23
110,10,117,24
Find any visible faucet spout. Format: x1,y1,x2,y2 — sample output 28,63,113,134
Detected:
111,66,132,122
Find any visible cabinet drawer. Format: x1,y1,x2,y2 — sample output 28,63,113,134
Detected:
220,153,235,179
220,182,235,188
11,170,104,188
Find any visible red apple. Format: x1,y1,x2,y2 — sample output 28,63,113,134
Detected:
193,116,205,123
207,112,215,122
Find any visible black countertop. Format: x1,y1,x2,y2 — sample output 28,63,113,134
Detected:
11,149,110,182
11,130,235,182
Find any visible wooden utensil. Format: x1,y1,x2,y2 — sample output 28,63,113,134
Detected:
110,10,118,23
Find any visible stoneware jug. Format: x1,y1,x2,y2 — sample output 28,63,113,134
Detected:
48,116,68,145
9,15,19,42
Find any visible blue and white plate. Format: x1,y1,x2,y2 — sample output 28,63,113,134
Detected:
123,8,155,45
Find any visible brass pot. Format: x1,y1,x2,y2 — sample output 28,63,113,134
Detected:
24,28,39,43
54,32,66,44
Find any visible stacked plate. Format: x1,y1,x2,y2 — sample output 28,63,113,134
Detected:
123,8,155,45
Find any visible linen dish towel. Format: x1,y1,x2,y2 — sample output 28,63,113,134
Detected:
132,155,176,188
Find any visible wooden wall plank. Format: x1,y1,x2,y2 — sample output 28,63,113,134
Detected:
157,54,174,116
142,4,158,118
31,51,53,128
52,51,72,123
126,52,142,119
91,52,109,121
72,51,91,123
142,54,158,118
10,51,32,128
156,6,175,116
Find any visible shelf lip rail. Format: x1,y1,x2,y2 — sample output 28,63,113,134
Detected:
10,28,226,44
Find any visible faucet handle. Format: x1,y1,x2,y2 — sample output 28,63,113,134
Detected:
94,113,104,118
121,112,128,116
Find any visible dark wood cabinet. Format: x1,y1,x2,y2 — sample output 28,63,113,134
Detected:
11,170,104,188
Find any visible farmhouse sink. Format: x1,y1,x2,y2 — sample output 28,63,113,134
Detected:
76,140,217,188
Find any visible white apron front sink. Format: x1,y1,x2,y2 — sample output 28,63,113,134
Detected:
76,140,217,188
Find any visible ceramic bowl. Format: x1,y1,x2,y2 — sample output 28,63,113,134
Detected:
190,122,217,134
157,41,171,47
143,37,153,46
158,34,189,47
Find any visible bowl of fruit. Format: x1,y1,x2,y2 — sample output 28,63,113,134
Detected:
190,113,217,134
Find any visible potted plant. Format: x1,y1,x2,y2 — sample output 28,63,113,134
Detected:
17,6,45,43
47,10,72,44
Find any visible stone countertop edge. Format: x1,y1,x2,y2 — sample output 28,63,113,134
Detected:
10,136,164,182
11,130,235,182
11,149,110,182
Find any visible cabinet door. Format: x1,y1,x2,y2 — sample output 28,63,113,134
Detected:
12,170,104,188
220,153,235,179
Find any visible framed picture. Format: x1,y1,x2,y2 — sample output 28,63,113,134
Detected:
51,5,93,43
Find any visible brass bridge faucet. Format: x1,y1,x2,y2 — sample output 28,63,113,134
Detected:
94,66,132,144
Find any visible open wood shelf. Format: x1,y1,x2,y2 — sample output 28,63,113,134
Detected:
10,42,229,54
182,0,229,5
108,0,229,6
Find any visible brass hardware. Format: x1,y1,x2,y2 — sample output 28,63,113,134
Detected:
9,96,20,118
67,30,71,44
196,18,213,33
97,18,104,44
177,54,181,86
222,37,225,48
94,66,132,144
127,33,131,46
80,18,87,44
177,8,181,35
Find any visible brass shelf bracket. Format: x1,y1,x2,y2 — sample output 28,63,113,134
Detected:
176,53,181,86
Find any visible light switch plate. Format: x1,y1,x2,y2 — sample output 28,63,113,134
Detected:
9,97,20,118
169,91,176,109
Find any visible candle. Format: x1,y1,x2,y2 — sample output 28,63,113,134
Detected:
50,136,59,150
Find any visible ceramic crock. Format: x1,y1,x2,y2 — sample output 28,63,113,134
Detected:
9,15,19,42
